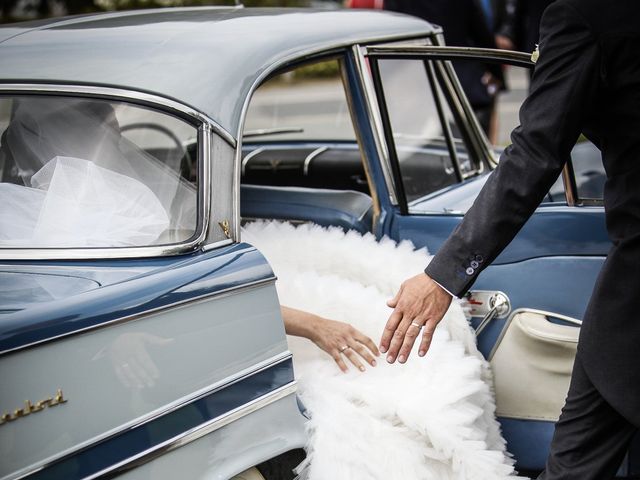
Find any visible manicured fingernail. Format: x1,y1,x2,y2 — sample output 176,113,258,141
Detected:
398,355,406,363
419,350,426,357
386,354,394,363
359,366,365,372
371,360,377,366
380,346,387,353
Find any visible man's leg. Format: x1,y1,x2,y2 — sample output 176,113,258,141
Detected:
539,354,637,480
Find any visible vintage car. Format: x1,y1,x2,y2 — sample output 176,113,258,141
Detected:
0,5,629,480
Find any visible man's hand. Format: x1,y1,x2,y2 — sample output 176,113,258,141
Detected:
380,273,452,364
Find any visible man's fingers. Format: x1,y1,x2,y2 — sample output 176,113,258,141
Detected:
418,320,437,357
385,317,411,363
380,310,403,353
397,320,423,363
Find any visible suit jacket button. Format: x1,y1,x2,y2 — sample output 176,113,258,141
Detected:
470,260,479,269
475,255,484,263
465,267,475,275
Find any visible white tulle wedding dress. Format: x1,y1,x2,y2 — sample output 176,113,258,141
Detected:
243,221,517,480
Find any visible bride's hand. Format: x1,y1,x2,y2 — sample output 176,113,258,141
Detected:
309,317,380,373
281,306,379,373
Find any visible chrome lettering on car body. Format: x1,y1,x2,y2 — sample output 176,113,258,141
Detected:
0,389,67,426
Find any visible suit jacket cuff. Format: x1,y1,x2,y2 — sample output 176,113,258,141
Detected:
425,248,484,298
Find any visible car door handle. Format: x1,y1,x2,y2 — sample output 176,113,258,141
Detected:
464,290,511,335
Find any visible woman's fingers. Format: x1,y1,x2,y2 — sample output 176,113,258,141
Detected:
355,332,380,358
332,351,349,373
351,341,377,367
343,347,365,372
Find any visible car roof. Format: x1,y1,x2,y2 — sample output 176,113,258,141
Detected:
0,7,436,140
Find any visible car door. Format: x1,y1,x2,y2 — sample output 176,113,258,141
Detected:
355,44,626,475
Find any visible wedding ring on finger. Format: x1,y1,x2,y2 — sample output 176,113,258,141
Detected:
410,321,422,329
339,345,350,353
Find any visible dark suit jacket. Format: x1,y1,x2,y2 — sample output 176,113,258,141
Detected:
425,0,640,426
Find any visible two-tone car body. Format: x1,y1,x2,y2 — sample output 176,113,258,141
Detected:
0,6,630,479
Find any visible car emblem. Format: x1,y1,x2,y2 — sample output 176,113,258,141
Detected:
0,389,68,426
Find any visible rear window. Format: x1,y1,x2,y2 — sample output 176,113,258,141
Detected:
0,96,198,248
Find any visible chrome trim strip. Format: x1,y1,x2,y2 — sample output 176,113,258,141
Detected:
0,274,277,356
303,146,328,176
351,44,399,206
0,83,235,146
364,44,532,172
0,84,226,260
201,237,234,252
437,59,494,172
366,45,534,67
241,146,266,176
88,382,298,480
340,58,382,227
9,353,294,480
487,308,582,361
201,122,212,245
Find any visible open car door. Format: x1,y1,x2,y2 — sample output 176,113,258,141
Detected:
358,44,630,475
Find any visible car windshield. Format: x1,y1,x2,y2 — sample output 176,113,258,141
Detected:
0,95,198,248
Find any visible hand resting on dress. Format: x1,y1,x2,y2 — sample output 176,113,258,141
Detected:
380,273,452,364
282,306,380,373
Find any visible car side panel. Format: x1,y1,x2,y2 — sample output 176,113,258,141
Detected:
114,394,306,480
0,244,301,480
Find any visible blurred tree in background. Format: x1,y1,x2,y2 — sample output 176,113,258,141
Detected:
0,0,331,23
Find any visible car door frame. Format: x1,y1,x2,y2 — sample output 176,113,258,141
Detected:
352,44,615,473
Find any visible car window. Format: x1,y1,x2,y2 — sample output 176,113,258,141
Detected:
244,59,356,142
374,58,475,204
0,96,198,248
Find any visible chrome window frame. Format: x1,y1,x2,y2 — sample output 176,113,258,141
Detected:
233,32,440,233
363,45,524,180
0,84,236,260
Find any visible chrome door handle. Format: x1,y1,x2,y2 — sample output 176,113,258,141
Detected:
464,290,511,335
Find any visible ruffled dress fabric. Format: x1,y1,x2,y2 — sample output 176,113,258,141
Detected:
243,221,517,480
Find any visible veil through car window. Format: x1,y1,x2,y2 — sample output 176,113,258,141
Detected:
0,96,197,248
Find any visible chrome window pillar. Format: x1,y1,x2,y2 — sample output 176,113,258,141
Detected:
351,44,400,207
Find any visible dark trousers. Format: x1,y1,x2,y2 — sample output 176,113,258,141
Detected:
538,354,638,480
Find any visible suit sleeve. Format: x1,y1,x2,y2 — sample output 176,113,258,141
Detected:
425,0,600,297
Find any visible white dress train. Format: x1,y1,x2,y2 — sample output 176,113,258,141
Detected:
242,221,516,480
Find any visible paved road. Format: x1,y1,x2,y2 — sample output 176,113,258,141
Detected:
495,66,529,146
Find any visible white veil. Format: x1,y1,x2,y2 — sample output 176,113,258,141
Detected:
0,97,197,247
